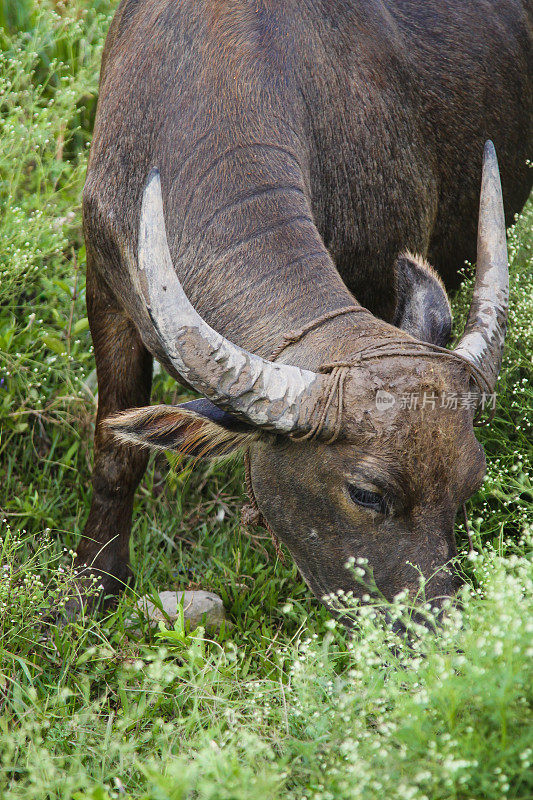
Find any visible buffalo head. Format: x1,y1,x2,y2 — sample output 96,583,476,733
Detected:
108,142,508,622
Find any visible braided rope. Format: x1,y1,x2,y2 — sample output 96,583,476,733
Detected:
241,306,364,559
269,305,368,361
338,339,495,426
242,305,495,558
290,362,351,443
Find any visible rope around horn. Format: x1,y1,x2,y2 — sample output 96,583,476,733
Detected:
241,306,363,560
241,304,495,558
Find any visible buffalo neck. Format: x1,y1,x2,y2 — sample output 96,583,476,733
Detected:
158,126,392,372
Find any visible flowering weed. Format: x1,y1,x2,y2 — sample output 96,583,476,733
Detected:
0,3,532,799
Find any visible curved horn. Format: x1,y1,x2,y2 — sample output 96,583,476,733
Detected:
137,169,326,435
453,141,509,392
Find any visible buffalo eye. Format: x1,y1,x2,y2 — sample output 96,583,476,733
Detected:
347,484,386,513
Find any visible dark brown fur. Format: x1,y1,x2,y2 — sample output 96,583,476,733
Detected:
77,0,532,613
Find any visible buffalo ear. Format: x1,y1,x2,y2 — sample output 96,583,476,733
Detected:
104,399,259,458
393,252,452,346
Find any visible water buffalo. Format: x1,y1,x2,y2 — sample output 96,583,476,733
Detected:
78,0,532,618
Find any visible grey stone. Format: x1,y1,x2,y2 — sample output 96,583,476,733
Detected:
137,590,227,629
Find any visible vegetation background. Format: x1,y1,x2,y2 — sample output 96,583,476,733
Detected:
0,2,532,798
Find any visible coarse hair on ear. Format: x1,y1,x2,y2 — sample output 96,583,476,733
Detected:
104,399,260,459
393,251,452,346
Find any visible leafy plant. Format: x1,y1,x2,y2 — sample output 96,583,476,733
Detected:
0,2,532,799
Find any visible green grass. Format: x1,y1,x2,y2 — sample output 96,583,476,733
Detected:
0,2,532,798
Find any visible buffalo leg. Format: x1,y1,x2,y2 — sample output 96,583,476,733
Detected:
74,262,153,607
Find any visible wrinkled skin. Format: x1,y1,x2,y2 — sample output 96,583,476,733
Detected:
69,0,532,621
108,333,487,615
250,361,485,611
